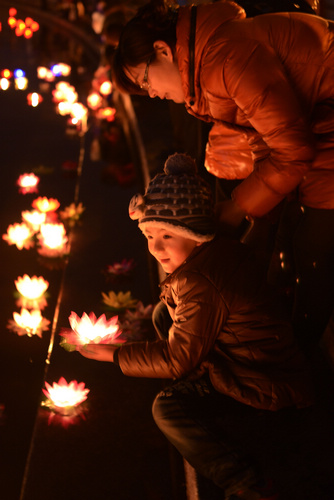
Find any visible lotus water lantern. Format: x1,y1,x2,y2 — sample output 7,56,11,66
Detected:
17,173,40,194
8,308,50,337
37,223,69,258
15,274,49,309
32,196,60,213
42,377,89,415
2,222,35,250
21,210,46,232
60,312,125,351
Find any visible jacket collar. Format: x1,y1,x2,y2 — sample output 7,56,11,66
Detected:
159,239,213,287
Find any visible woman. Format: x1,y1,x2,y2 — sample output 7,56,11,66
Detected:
111,0,334,351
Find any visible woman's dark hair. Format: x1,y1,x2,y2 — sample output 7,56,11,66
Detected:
111,0,179,95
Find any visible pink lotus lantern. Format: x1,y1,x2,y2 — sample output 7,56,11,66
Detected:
21,210,46,232
32,196,60,213
104,258,135,279
15,274,49,310
42,377,89,416
37,222,69,258
2,222,35,250
60,311,125,351
17,173,40,194
7,308,50,337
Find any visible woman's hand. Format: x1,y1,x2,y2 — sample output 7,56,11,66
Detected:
78,344,119,362
215,199,250,239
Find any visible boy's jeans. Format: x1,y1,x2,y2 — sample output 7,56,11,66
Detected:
152,375,261,496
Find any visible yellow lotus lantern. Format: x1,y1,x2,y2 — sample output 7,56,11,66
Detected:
15,274,49,309
32,196,60,213
2,223,35,250
17,173,40,194
42,377,90,415
37,222,68,258
59,202,85,227
21,210,46,232
8,308,50,337
102,290,138,312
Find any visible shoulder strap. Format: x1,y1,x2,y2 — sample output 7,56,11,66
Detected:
189,5,197,106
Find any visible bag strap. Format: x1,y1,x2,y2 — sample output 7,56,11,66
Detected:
189,5,197,106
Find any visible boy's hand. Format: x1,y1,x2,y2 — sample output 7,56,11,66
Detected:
78,344,119,362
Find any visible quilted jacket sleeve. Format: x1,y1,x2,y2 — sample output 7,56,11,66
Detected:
116,273,228,379
203,38,316,217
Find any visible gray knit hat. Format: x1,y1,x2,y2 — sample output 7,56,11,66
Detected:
129,153,216,242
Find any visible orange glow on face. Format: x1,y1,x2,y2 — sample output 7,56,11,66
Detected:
42,377,90,409
32,196,60,213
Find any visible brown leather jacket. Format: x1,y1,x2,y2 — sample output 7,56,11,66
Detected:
176,1,334,216
117,237,314,411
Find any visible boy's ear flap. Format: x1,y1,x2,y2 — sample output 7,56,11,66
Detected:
129,193,145,220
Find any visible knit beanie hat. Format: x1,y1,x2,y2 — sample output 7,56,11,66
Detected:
129,153,216,242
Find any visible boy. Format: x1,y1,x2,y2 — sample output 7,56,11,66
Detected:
79,153,314,500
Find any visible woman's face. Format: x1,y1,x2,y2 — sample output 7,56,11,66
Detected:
125,41,185,103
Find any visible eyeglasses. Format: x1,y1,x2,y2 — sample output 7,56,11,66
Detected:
140,55,153,91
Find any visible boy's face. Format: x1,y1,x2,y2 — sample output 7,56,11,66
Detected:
142,225,201,274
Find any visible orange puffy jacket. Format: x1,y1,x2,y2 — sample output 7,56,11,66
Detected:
176,1,334,216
